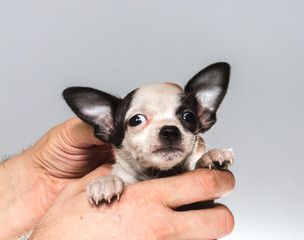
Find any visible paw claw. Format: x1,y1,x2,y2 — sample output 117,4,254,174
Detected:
196,148,234,170
228,159,233,166
86,175,124,205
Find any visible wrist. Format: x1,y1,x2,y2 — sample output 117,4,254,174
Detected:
0,149,47,239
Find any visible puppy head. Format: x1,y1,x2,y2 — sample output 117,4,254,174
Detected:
63,62,230,170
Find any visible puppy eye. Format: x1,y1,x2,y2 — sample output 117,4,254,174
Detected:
182,112,197,124
128,114,146,127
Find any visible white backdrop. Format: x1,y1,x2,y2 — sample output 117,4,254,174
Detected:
1,1,303,239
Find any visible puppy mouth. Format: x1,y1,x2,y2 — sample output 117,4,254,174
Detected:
153,146,183,154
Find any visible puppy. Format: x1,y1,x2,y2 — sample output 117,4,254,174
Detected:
63,62,233,205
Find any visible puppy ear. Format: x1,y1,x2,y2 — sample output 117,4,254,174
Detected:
63,87,121,143
185,62,230,132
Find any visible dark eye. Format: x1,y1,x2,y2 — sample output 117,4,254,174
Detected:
182,112,197,124
128,114,146,127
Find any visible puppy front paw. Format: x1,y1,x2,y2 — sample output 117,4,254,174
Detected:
195,149,233,170
86,175,124,205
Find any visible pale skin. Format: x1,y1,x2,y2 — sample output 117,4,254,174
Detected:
0,117,235,240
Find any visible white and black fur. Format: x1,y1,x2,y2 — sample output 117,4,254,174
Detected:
63,62,233,204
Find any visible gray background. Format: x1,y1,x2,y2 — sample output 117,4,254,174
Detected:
1,0,303,239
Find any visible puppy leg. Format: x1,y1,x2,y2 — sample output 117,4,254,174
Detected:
86,175,124,205
195,149,233,170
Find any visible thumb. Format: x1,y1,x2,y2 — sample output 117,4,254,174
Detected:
60,117,106,147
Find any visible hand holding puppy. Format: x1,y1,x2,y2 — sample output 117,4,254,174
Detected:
1,118,234,239
30,166,235,240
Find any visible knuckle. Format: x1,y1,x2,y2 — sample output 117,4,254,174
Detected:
196,212,209,227
216,205,235,235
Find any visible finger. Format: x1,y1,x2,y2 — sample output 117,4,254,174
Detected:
61,117,107,147
149,169,235,208
173,205,234,240
62,164,113,197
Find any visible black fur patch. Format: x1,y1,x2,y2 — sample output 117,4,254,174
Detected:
176,93,201,134
110,89,137,148
136,160,188,181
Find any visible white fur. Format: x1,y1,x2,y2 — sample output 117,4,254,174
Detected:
111,154,139,185
115,83,198,179
82,105,110,117
197,87,222,111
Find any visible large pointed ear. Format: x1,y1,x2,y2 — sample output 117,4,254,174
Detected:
184,62,230,132
62,87,121,143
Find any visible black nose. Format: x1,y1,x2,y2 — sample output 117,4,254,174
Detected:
160,126,181,142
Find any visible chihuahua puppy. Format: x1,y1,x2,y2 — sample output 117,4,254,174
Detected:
63,62,233,205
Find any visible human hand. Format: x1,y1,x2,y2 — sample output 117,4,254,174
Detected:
0,118,113,238
30,117,114,207
30,167,235,240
